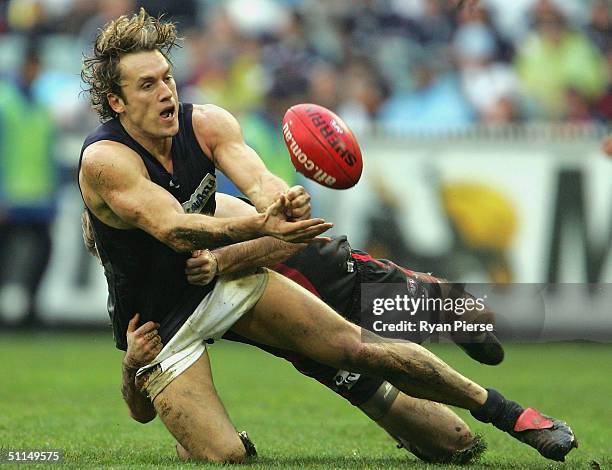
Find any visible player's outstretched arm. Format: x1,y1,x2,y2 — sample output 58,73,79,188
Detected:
79,142,330,251
185,194,329,285
214,193,316,266
121,314,160,423
192,104,311,220
186,237,314,286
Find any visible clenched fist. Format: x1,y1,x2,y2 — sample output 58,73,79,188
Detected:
185,249,218,286
285,185,311,220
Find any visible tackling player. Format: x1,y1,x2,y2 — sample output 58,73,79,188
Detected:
197,197,501,464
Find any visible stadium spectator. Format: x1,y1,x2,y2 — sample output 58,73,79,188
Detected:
514,0,608,119
78,0,135,46
2,0,610,127
5,0,47,33
0,42,57,323
337,58,389,135
0,2,7,32
453,10,521,123
586,0,611,54
564,87,596,123
306,60,340,111
379,51,475,134
485,0,587,43
455,1,514,63
239,73,307,189
135,0,200,31
183,6,269,115
595,46,612,121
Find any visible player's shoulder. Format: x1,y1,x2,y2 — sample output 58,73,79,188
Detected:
82,139,139,167
81,140,145,187
192,103,238,122
192,104,242,142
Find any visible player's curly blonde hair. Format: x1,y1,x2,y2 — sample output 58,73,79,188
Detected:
81,8,178,122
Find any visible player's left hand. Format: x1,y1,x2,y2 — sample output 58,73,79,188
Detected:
285,185,311,220
185,249,218,286
124,313,163,369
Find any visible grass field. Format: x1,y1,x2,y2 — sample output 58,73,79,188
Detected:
1,332,610,469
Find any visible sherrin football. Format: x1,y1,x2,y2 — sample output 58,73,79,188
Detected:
282,103,363,189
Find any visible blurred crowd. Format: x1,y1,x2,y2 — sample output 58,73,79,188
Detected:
0,0,609,322
1,0,611,136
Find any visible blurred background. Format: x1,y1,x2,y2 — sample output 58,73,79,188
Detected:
0,0,610,337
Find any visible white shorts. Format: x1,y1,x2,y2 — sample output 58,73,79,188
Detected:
136,268,269,400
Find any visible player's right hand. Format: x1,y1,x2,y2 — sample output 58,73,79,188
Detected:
284,185,311,220
262,194,333,243
124,313,163,369
185,249,218,286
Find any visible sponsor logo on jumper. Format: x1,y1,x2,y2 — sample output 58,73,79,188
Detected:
182,173,216,214
282,121,337,186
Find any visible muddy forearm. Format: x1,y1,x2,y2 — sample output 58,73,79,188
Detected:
213,237,307,274
121,363,156,423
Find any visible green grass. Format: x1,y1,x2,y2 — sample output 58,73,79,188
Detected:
1,332,610,469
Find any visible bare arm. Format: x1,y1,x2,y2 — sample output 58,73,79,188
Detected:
185,194,314,285
193,105,311,220
121,314,161,423
214,193,311,270
185,238,308,285
79,141,329,252
122,364,156,423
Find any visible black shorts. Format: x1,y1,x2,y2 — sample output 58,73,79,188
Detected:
223,241,441,407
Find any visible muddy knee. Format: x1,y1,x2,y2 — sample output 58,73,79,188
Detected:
410,433,485,465
388,418,481,464
402,424,483,464
175,432,256,463
155,394,246,464
360,384,484,464
181,439,246,464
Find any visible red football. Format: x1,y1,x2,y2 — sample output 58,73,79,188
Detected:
282,103,363,189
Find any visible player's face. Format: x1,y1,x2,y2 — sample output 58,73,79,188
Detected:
112,50,179,139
